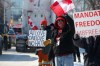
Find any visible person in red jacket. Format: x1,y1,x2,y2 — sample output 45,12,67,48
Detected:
54,14,75,66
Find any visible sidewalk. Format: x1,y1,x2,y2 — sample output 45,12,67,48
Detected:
0,47,84,66
0,47,38,66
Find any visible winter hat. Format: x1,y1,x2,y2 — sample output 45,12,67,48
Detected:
40,20,48,26
54,16,66,29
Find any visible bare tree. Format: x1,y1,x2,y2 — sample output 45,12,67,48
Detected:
73,0,100,12
85,0,100,10
73,0,84,12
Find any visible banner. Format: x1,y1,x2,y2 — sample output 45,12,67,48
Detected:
28,30,47,47
73,10,100,37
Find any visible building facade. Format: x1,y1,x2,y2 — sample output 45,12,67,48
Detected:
3,0,100,34
22,0,56,34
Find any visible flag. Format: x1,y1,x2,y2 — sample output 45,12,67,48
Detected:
28,16,32,26
31,22,38,30
50,0,75,16
28,16,38,30
32,26,38,30
50,1,65,17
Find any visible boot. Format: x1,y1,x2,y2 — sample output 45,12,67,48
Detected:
74,56,76,62
78,57,81,62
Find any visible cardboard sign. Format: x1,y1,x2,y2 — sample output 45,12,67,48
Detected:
73,10,100,37
28,30,47,47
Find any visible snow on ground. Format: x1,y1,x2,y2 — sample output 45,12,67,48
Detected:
0,47,85,66
74,48,85,66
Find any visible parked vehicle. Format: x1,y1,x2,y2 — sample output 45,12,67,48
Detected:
16,34,27,52
8,28,16,47
16,34,36,52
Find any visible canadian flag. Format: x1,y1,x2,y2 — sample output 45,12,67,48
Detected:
28,16,38,30
28,16,32,26
31,25,38,30
50,0,75,16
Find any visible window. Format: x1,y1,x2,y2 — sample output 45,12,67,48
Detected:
34,15,36,17
41,14,43,17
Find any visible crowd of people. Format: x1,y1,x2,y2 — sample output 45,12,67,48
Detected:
73,34,100,66
0,13,99,66
35,14,100,66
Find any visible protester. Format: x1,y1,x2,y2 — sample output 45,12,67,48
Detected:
73,45,81,62
36,19,51,66
73,34,81,62
0,35,3,55
73,34,100,66
47,23,58,66
53,14,75,66
3,34,8,50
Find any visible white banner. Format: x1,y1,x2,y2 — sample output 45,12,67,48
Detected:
28,30,47,47
73,10,100,37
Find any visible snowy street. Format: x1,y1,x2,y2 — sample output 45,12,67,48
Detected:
0,47,84,66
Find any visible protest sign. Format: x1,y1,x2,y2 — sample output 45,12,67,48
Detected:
73,10,100,37
28,30,47,47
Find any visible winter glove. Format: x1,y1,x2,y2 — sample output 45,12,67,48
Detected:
43,39,51,46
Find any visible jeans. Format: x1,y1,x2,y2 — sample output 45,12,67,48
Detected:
55,54,74,66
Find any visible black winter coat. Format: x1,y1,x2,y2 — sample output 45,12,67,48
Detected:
54,15,75,56
73,35,100,66
42,26,52,54
48,28,58,61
